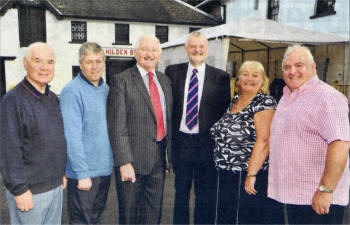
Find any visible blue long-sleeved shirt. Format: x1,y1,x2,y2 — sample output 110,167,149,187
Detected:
60,73,113,179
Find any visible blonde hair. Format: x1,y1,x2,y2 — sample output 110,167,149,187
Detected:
235,61,270,94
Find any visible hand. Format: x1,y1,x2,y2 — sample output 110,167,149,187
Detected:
312,190,333,215
14,190,34,212
244,176,257,195
120,163,136,183
77,177,92,191
62,175,67,189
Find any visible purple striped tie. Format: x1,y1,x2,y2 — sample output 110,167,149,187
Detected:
186,69,198,130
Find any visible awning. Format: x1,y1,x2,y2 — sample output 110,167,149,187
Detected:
161,16,349,50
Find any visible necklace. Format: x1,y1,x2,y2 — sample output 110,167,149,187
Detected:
230,95,255,113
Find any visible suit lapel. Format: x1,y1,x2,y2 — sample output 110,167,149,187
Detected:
178,63,188,117
199,64,215,131
156,72,171,121
131,66,155,117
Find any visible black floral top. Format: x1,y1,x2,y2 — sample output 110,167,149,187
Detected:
210,93,277,172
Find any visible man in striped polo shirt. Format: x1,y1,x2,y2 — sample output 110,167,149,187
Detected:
268,45,350,224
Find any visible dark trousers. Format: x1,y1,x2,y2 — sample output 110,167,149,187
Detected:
67,176,111,225
115,141,166,224
285,203,345,224
173,133,218,225
216,169,282,225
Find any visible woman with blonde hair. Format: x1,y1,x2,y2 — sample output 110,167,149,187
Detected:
210,61,278,224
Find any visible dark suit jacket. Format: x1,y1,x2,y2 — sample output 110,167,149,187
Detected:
107,65,172,175
165,62,230,167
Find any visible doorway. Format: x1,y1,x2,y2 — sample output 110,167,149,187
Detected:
106,58,136,85
0,57,16,99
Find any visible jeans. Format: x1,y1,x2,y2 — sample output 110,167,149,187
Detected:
6,185,63,225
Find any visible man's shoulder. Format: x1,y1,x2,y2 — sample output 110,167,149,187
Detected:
165,62,187,72
156,70,171,83
61,76,87,95
206,64,229,76
113,66,137,80
1,82,28,105
317,80,347,98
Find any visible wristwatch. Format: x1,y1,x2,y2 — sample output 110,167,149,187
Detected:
247,173,257,177
318,185,333,193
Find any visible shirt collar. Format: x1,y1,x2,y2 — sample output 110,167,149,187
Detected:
137,64,156,79
283,75,319,96
79,72,104,86
188,62,206,76
21,77,50,99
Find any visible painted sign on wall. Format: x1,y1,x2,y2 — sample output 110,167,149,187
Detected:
104,47,135,57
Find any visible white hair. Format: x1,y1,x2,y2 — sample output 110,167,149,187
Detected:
135,35,162,53
25,42,54,59
282,45,315,69
184,31,208,47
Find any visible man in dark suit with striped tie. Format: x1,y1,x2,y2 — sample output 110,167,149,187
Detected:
107,35,172,224
165,32,231,224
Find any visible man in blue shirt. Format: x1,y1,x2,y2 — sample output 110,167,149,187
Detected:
60,42,113,224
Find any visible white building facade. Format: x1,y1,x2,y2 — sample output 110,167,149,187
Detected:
0,0,219,96
224,0,349,39
206,0,350,96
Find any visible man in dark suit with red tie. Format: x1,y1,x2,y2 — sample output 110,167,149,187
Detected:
107,35,172,224
165,32,231,224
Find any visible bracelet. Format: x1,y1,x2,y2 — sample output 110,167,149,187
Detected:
247,173,257,177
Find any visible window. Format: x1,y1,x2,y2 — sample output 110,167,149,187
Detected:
155,26,168,44
254,0,259,10
310,0,336,19
114,24,130,45
72,66,80,79
189,27,200,33
71,21,87,43
18,6,46,47
267,0,279,21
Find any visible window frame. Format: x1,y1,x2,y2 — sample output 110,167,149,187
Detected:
18,6,47,47
70,21,87,44
113,23,131,45
155,25,169,44
72,66,80,79
189,27,201,33
310,0,336,19
267,0,279,21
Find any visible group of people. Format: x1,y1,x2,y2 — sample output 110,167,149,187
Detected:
0,31,348,225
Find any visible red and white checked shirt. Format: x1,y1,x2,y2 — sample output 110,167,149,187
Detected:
268,75,350,206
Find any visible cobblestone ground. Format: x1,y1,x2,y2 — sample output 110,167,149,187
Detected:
1,172,195,225
1,173,350,225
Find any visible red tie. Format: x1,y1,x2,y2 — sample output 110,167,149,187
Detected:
148,72,165,140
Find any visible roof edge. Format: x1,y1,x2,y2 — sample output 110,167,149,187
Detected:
172,0,221,23
0,0,16,16
45,0,62,16
55,14,218,26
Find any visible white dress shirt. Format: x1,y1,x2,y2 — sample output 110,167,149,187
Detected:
179,63,206,134
137,64,167,134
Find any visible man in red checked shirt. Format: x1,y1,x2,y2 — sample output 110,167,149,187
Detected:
268,45,350,225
